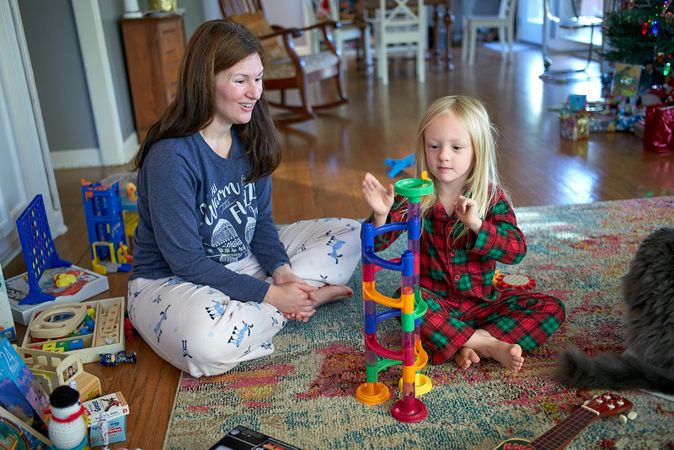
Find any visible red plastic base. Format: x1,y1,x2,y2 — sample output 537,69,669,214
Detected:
390,398,428,423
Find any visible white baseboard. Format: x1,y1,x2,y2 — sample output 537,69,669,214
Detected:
49,132,139,169
50,147,103,169
123,131,139,164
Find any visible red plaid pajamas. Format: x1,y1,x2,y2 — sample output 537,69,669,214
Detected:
374,190,565,364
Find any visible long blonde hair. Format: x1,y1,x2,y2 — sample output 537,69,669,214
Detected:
415,96,502,240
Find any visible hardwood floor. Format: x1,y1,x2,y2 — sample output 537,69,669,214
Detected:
7,45,674,449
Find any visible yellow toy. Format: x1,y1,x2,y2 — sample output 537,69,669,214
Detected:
91,241,132,275
54,272,78,288
15,347,102,402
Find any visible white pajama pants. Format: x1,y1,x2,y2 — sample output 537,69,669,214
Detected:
127,218,361,377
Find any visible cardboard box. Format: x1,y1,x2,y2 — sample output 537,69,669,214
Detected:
560,113,590,140
0,264,16,341
89,414,127,447
5,265,109,325
20,297,125,364
83,391,129,423
0,338,51,425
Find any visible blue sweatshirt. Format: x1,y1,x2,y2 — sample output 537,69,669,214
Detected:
130,131,289,302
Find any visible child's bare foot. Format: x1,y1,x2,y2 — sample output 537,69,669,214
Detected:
310,285,353,306
454,347,480,369
464,329,525,372
482,340,524,372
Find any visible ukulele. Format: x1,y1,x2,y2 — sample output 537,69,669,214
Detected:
494,392,633,450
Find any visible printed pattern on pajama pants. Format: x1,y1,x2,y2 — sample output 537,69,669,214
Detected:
419,287,566,365
127,217,361,377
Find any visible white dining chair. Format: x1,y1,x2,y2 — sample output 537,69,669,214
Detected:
308,0,372,66
369,0,426,85
539,0,603,83
461,0,517,66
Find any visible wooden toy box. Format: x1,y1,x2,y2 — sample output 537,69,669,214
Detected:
20,297,125,364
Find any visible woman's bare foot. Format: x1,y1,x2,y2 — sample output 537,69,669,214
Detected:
463,329,525,372
454,347,480,369
310,285,353,306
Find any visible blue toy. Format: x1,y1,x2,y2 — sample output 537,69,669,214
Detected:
81,180,132,274
15,195,71,305
384,154,415,178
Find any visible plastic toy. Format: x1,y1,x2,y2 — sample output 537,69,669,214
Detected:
90,241,132,275
384,154,415,178
15,195,71,305
355,172,434,423
100,172,139,249
53,272,77,289
493,270,537,291
97,416,110,450
15,347,101,402
99,351,137,367
81,180,133,275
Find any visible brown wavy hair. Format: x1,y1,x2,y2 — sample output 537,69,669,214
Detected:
132,20,281,182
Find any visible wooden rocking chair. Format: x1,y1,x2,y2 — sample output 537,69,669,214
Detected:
219,0,348,124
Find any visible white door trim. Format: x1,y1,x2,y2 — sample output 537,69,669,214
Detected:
0,0,66,265
71,0,134,166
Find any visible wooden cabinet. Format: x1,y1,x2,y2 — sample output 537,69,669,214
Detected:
120,15,185,142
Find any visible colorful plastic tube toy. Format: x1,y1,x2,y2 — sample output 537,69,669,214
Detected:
355,173,434,423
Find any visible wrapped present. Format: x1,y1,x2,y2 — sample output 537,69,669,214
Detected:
589,113,617,132
568,94,587,112
616,113,643,132
644,103,674,154
633,118,646,138
560,111,589,140
612,63,642,97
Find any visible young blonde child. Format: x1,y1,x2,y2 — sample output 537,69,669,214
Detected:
362,95,565,372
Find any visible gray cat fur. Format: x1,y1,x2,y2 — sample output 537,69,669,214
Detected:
556,227,674,394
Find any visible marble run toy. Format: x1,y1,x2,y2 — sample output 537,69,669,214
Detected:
81,180,133,275
355,173,434,423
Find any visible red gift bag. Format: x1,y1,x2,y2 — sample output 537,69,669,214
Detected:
644,104,674,154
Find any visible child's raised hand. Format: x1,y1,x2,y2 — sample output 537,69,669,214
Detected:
453,195,482,233
362,172,394,224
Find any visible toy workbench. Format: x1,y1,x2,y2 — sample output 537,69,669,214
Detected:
20,297,125,364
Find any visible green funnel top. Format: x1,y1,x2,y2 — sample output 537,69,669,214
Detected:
394,174,434,203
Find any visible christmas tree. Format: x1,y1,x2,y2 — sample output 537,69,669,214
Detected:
603,0,674,85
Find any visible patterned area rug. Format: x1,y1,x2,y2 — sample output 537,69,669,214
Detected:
164,197,674,450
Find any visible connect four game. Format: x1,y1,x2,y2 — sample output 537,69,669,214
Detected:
15,195,70,305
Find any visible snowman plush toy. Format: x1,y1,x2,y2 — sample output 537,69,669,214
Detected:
48,385,89,450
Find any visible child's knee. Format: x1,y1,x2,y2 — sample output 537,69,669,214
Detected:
547,296,566,323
